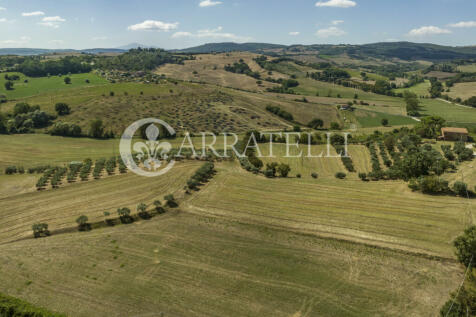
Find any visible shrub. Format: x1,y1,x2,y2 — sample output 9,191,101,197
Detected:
117,207,133,224
453,181,469,197
164,194,178,207
76,215,90,231
454,226,476,267
55,103,71,116
335,172,346,179
296,173,302,178
358,173,368,181
0,291,66,316
137,203,150,219
311,172,318,179
32,223,50,238
5,166,17,175
277,163,291,177
330,122,341,130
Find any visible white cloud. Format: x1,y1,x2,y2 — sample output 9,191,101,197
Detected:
407,26,451,36
0,7,6,11
22,11,45,17
316,26,346,38
49,40,64,44
448,21,476,28
128,20,178,31
172,26,251,42
171,31,193,38
0,18,6,22
92,36,108,41
199,0,222,7
1,36,31,46
39,22,60,28
331,20,344,25
39,16,65,28
289,31,300,36
42,16,65,22
315,0,356,8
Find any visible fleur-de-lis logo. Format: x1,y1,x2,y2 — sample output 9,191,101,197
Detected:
133,124,172,171
120,118,176,177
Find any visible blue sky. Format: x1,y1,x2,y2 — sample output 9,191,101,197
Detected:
0,0,476,49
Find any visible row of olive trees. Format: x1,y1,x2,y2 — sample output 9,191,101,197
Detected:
33,194,178,238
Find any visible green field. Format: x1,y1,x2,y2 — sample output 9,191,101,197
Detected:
394,80,431,97
351,109,417,128
420,98,476,126
0,72,108,100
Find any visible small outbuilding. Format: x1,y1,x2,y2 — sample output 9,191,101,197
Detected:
441,127,469,141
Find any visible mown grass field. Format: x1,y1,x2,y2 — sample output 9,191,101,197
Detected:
447,82,476,100
0,210,461,317
0,161,200,243
258,144,371,177
0,72,108,100
185,162,474,258
0,159,464,317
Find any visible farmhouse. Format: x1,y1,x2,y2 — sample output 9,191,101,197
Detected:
440,127,469,141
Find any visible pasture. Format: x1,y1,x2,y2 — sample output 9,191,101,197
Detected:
394,80,431,97
0,72,108,100
419,98,476,126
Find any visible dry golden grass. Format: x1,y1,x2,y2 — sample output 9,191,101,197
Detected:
156,52,286,92
447,82,476,100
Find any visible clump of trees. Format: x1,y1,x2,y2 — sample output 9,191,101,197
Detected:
4,103,53,134
404,91,420,116
15,56,92,77
55,103,71,116
224,60,260,79
263,162,291,178
440,226,476,316
266,79,299,94
186,162,216,191
265,105,294,121
49,122,82,137
308,118,324,129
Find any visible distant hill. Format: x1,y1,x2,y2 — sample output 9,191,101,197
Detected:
0,48,125,56
2,41,476,61
175,41,476,61
116,43,157,50
175,42,286,54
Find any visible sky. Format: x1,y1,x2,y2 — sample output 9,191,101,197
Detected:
0,0,476,49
